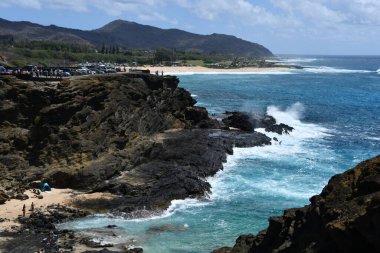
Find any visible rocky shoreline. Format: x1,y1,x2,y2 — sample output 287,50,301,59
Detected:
0,73,378,252
0,73,291,252
213,155,380,253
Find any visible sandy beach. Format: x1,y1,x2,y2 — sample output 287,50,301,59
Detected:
140,66,291,74
0,189,74,231
0,189,117,232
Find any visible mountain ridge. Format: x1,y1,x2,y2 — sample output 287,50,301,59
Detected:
0,18,273,57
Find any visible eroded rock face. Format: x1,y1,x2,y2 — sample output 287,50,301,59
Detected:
214,155,380,253
0,74,272,212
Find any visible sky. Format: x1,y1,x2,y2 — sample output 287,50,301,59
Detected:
1,0,380,55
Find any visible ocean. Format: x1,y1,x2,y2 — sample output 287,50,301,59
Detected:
60,56,380,252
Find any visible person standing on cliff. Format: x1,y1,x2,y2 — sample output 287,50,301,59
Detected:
22,204,26,217
31,202,34,212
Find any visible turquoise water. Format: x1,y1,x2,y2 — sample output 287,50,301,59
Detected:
61,56,380,252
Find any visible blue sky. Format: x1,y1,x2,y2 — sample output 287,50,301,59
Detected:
1,0,380,55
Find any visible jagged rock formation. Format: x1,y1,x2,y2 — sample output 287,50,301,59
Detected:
222,112,293,135
213,155,380,253
0,74,271,213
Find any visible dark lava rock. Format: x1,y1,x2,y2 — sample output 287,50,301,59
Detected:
265,123,294,135
185,106,209,123
0,74,276,214
0,190,8,204
125,248,143,253
260,115,276,128
18,204,88,233
222,112,254,132
81,249,123,253
1,204,89,252
213,155,380,253
0,74,280,252
148,224,189,233
15,193,29,200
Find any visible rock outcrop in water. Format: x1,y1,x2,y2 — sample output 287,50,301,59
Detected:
222,112,293,135
213,155,380,253
0,74,271,213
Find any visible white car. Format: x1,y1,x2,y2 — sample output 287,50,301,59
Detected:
77,68,89,75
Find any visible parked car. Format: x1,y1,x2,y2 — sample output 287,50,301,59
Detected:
105,68,116,73
77,67,89,75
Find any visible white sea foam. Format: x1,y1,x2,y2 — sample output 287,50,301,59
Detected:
208,102,334,201
366,136,380,141
268,57,319,65
164,71,294,76
303,66,372,74
191,94,198,98
266,102,331,139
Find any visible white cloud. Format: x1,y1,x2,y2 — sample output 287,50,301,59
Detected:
174,0,299,29
276,0,346,24
8,0,42,9
3,0,380,36
347,0,380,25
138,12,168,22
1,0,168,16
47,0,88,12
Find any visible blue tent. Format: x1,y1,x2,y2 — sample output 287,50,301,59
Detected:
40,182,52,192
0,66,6,72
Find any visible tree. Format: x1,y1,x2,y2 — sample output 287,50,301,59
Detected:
154,48,172,64
101,43,105,54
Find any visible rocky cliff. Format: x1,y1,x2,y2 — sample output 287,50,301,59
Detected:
214,155,380,253
0,74,273,213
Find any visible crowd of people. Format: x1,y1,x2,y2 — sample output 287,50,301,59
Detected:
12,67,64,79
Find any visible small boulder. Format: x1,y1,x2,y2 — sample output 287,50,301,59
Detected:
15,193,29,200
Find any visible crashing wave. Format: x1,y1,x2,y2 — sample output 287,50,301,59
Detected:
164,71,294,76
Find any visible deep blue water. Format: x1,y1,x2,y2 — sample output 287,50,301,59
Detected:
61,56,380,252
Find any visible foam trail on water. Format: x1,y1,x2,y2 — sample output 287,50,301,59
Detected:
164,71,295,76
125,198,211,222
268,57,318,65
303,66,372,74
